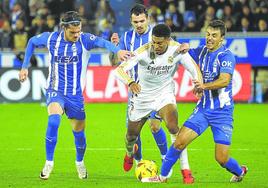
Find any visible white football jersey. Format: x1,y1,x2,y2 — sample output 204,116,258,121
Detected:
116,40,199,99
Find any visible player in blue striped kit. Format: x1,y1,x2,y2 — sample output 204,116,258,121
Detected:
110,4,194,184
19,11,131,180
143,20,248,183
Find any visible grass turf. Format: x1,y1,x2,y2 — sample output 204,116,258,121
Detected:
0,103,267,188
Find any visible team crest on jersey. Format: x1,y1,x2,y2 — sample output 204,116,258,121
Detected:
168,56,174,64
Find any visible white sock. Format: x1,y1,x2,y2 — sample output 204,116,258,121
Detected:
75,160,84,165
180,148,190,170
46,160,54,166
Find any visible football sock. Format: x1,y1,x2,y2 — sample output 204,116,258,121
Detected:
73,130,86,162
134,135,142,161
152,127,167,156
180,148,190,170
170,133,190,169
125,137,138,157
45,114,61,161
222,158,243,176
161,144,182,177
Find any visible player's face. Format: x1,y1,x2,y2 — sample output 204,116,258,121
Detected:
152,36,170,55
131,13,149,35
205,27,224,51
64,23,82,42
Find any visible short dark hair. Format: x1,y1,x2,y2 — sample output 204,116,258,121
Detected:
130,4,148,17
208,20,227,36
152,24,171,38
61,11,81,28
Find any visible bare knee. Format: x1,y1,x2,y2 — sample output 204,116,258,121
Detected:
173,137,187,150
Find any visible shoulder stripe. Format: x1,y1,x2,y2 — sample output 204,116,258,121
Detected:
136,43,150,54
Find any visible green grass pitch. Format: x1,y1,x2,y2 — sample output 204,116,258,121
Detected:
0,103,267,188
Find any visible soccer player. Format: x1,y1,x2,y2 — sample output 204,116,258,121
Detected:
110,4,194,183
142,20,248,183
18,11,131,180
114,23,203,183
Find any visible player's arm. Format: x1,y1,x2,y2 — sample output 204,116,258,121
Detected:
178,52,203,98
109,33,121,66
193,52,235,90
114,54,141,94
19,32,50,82
91,34,131,62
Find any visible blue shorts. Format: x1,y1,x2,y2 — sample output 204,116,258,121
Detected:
184,107,234,145
46,89,85,120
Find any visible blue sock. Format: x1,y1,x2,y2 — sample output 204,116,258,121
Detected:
161,144,182,177
45,114,61,161
134,135,142,161
222,158,243,176
152,128,167,156
73,130,86,162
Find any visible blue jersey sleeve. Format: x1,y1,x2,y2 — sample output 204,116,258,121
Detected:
82,33,120,53
188,45,205,66
22,32,50,69
119,34,126,50
219,51,236,75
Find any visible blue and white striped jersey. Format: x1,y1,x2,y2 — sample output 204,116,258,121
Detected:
22,31,120,96
189,45,236,109
118,27,152,81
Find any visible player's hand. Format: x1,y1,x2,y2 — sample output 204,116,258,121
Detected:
111,33,119,45
117,50,133,61
129,82,141,95
193,79,205,90
193,87,203,99
19,68,28,82
176,43,190,54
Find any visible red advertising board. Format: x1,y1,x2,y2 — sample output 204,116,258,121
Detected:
83,64,251,102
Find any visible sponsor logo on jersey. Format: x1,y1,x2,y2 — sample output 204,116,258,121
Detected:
54,55,79,63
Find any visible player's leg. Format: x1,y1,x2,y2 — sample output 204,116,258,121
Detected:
66,98,87,179
126,96,142,162
158,103,194,183
210,108,248,182
124,118,147,171
149,112,167,160
214,143,248,182
40,90,64,179
70,119,88,179
142,126,198,183
142,106,207,183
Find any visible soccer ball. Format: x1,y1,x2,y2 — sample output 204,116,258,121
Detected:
135,160,158,181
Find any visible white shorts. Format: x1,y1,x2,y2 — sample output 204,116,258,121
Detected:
128,92,176,122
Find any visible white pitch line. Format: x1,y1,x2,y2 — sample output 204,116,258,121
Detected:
14,147,252,151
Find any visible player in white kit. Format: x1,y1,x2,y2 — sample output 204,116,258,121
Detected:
115,24,203,181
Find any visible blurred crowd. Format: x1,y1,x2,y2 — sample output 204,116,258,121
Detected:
0,0,268,51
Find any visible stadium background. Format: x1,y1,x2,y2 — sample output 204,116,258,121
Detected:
0,0,268,187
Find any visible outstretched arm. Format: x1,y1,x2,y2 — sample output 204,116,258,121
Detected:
19,32,50,82
94,36,131,62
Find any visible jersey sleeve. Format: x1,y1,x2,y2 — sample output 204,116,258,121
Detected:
114,51,140,85
82,33,120,53
119,33,126,50
188,45,205,66
178,52,200,80
218,51,236,75
22,32,50,68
